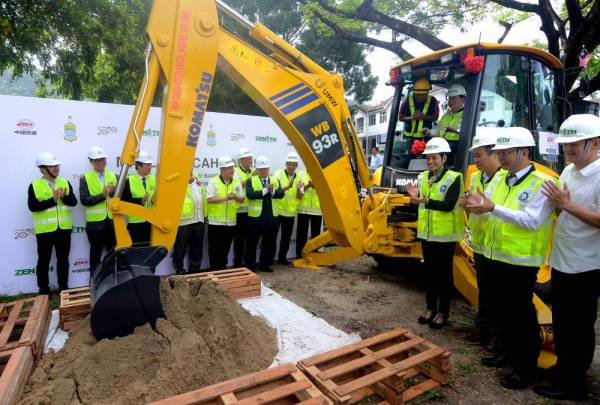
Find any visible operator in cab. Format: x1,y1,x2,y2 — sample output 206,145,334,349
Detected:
398,78,440,146
429,84,466,165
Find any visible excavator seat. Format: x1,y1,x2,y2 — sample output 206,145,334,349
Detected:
90,246,168,340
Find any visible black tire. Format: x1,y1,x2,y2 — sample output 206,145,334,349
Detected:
371,254,423,274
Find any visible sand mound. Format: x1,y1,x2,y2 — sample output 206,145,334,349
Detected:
20,278,277,404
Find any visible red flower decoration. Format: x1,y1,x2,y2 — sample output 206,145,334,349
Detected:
411,139,426,155
463,55,484,73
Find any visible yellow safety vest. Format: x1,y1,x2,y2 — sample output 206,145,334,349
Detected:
483,169,557,267
247,176,280,218
417,170,464,242
437,110,463,141
180,174,205,222
467,170,506,254
84,170,117,222
128,174,156,224
234,166,253,213
297,171,321,215
206,175,242,225
273,169,300,217
406,95,432,138
31,177,72,234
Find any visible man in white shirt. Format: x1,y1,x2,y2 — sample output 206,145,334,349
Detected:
369,146,383,171
172,172,205,274
533,115,600,401
464,128,557,390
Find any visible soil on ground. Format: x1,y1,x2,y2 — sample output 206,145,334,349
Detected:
20,278,277,405
262,256,600,405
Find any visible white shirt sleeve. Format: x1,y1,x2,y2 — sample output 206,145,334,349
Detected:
206,181,218,199
492,191,555,230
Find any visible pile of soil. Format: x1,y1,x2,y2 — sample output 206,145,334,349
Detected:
20,278,277,404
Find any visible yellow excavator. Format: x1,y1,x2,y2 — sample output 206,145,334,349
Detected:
91,0,566,367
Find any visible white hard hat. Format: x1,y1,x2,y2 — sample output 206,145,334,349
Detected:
447,84,466,97
470,127,499,151
286,152,299,163
36,152,60,167
255,155,270,169
88,146,107,160
492,127,536,150
217,156,235,168
238,147,252,160
555,114,600,144
423,137,451,154
135,150,153,164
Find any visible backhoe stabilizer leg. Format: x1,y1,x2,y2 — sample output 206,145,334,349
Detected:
293,231,362,270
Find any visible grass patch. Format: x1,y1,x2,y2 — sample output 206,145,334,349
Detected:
411,387,446,404
0,292,61,310
456,360,476,374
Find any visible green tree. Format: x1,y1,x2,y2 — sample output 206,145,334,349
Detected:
301,0,600,101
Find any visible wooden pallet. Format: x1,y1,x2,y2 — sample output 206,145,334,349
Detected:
0,347,34,405
176,268,261,300
59,287,92,331
148,363,331,405
297,329,450,405
0,296,50,360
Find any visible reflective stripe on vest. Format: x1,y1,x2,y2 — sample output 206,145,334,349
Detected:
405,95,432,138
467,169,507,253
207,176,241,225
483,169,556,266
128,174,156,224
438,110,463,141
235,166,253,213
417,170,464,242
248,176,280,218
297,171,321,215
84,170,117,222
31,177,72,234
273,169,299,217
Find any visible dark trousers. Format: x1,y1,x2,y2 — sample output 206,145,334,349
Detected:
488,259,540,376
551,268,600,391
172,221,204,274
86,220,116,275
36,229,71,293
246,217,279,270
233,212,248,267
207,224,235,270
421,240,456,317
128,222,151,246
473,253,495,341
296,213,322,258
277,215,295,262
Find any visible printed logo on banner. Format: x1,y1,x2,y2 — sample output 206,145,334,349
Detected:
230,133,245,142
73,225,86,234
255,135,277,143
13,228,35,239
72,258,90,274
193,157,218,169
97,126,118,136
14,119,37,135
206,125,216,146
144,129,160,137
64,116,77,142
15,266,54,277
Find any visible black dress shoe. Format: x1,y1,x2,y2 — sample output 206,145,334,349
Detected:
429,314,447,329
481,354,509,368
418,311,433,324
260,267,274,272
533,384,588,400
500,372,532,390
278,259,291,266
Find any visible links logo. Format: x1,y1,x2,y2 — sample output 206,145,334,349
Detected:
64,116,77,142
255,135,277,143
15,266,54,277
518,191,530,202
13,228,34,239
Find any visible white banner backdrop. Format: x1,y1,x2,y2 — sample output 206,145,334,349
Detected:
0,95,298,295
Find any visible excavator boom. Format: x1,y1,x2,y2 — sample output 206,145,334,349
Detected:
91,0,375,339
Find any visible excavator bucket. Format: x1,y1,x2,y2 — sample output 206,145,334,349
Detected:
90,246,168,340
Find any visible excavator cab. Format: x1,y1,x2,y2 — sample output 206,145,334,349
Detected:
380,44,566,195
